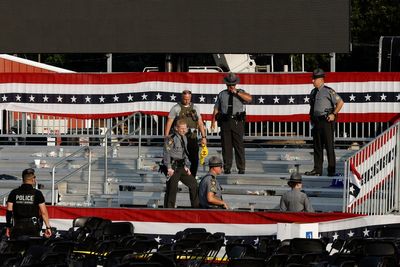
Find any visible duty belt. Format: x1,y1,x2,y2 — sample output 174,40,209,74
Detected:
220,112,246,121
171,158,185,168
14,217,39,225
313,115,328,121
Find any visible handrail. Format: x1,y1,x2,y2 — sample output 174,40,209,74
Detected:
343,121,400,214
1,189,14,206
0,146,92,206
51,146,92,205
103,112,142,193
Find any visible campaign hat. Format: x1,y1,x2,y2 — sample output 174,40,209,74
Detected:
288,172,302,185
208,156,223,167
223,72,240,85
312,68,325,79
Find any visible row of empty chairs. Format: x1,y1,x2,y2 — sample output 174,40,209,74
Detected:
1,217,400,266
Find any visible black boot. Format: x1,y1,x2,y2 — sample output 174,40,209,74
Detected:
304,170,321,176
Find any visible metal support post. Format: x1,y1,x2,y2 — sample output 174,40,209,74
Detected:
87,149,92,204
107,53,112,73
330,52,336,72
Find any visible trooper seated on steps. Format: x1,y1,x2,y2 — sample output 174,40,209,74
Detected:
198,156,229,209
280,172,314,212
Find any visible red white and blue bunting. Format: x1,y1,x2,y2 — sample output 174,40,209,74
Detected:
0,72,399,122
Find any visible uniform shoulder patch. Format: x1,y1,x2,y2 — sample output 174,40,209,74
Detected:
326,87,336,96
168,137,174,144
165,135,175,150
209,177,217,192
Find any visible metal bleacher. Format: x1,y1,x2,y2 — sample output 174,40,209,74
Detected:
0,144,354,212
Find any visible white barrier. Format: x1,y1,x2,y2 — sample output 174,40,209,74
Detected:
344,121,400,215
277,223,319,240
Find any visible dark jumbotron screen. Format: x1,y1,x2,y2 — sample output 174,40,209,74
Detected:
0,0,349,53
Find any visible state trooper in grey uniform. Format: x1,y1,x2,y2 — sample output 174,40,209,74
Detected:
280,172,314,212
212,73,252,174
164,89,207,178
198,156,229,209
163,119,199,208
305,68,344,177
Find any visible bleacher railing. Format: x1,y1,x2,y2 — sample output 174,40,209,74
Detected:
103,112,142,194
51,146,92,205
0,111,391,145
343,121,400,215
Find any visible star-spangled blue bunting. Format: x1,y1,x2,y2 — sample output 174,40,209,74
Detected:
55,222,400,247
1,92,399,105
318,224,400,243
348,182,361,199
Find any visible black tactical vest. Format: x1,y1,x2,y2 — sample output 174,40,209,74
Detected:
177,103,198,129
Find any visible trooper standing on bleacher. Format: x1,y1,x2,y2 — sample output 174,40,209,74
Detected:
305,68,344,177
164,89,207,178
211,73,252,175
163,119,199,209
5,168,52,239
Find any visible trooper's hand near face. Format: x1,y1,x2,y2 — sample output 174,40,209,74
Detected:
227,84,237,94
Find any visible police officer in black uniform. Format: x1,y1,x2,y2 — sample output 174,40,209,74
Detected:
305,69,344,176
163,119,200,208
198,156,229,209
165,89,207,178
212,73,252,174
6,168,52,239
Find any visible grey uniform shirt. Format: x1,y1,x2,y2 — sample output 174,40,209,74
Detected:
280,189,314,212
214,89,246,115
163,134,190,169
312,84,342,117
198,173,223,208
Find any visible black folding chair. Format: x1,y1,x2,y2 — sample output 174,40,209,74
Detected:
102,222,134,241
289,238,326,254
227,257,266,267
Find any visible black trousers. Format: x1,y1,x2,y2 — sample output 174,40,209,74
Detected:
220,118,245,172
186,132,199,177
11,220,41,239
312,119,336,175
164,167,199,208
